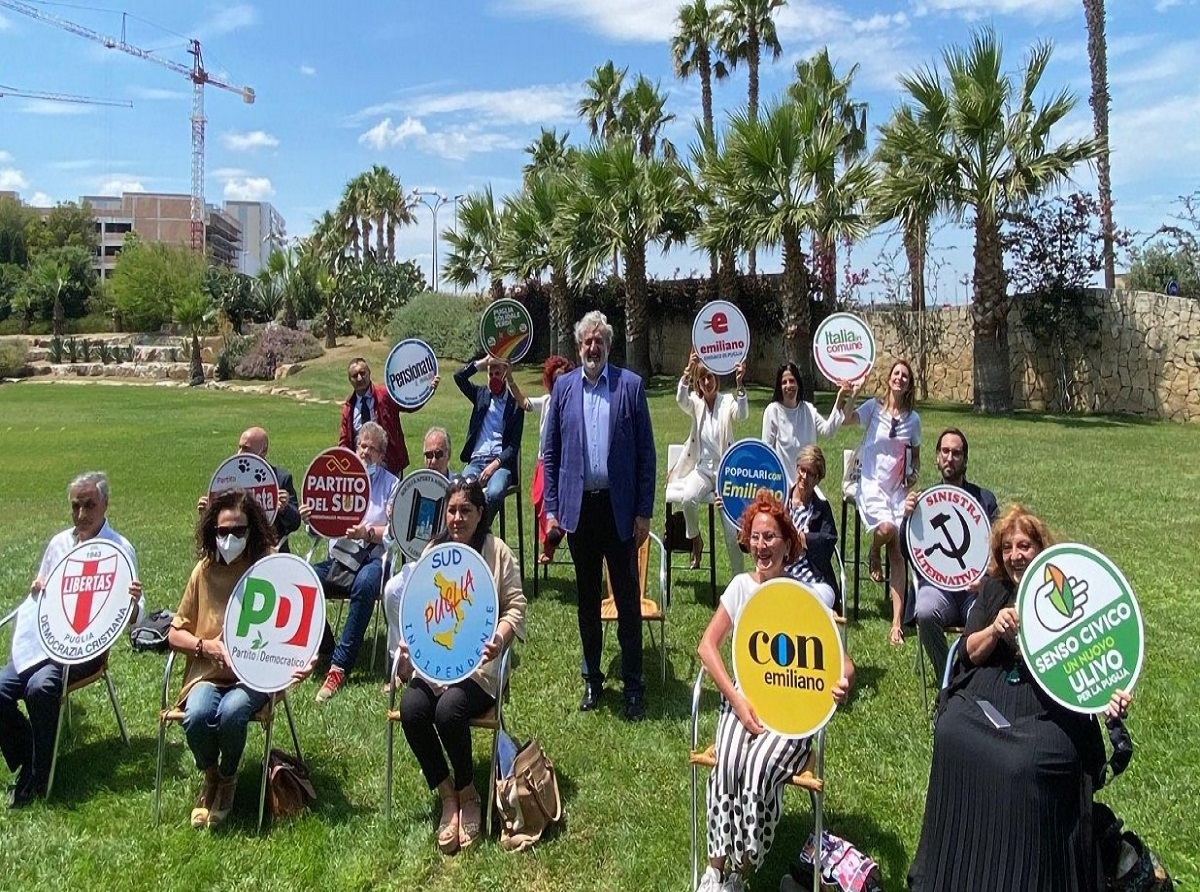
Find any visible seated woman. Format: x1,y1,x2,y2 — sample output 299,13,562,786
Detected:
394,477,526,855
695,492,854,892
666,351,748,571
783,445,839,610
761,361,849,489
167,490,308,830
908,505,1133,891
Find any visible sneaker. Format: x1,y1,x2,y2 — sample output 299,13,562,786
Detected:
696,866,723,892
316,667,346,703
721,873,744,892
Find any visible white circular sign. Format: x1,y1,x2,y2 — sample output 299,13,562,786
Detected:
384,338,439,410
38,539,136,665
223,553,327,694
400,543,499,685
692,300,750,376
813,312,876,385
905,485,991,592
208,453,280,525
388,470,451,561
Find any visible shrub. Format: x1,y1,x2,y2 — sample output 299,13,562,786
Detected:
0,339,27,376
98,342,114,364
65,337,78,363
234,325,324,380
389,292,485,363
80,338,93,363
48,337,63,363
70,312,118,334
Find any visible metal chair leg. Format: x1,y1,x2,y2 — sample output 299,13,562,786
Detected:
707,504,717,608
384,716,395,822
485,725,498,838
46,692,70,799
104,670,130,745
690,762,700,892
258,709,275,833
153,717,167,825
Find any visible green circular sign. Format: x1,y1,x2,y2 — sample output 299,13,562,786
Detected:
1016,543,1144,714
478,298,533,362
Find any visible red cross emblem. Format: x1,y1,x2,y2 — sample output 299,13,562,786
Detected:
61,555,117,634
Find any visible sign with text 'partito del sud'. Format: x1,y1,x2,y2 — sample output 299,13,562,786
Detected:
400,543,499,685
479,298,534,363
384,338,439,410
224,553,326,693
208,453,280,525
301,447,369,539
716,439,788,526
733,579,844,739
1017,544,1144,715
813,312,876,385
692,300,750,376
39,539,137,665
905,485,991,592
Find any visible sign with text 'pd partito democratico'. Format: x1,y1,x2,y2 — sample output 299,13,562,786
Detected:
224,553,326,694
302,447,369,539
479,298,534,363
716,439,788,526
733,579,845,739
208,453,280,525
384,338,439,410
905,484,991,592
812,312,876,386
1017,543,1144,715
692,300,749,376
400,543,499,686
38,539,137,665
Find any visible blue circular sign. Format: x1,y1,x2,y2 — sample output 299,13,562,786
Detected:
399,542,499,685
716,438,788,526
384,338,439,410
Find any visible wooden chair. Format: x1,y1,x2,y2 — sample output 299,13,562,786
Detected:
601,531,668,684
45,652,129,798
153,650,302,832
664,444,719,608
530,524,572,598
384,646,513,836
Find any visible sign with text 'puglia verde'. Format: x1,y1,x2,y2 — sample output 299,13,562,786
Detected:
479,298,533,363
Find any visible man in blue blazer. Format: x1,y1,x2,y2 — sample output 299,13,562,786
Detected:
543,311,656,721
454,355,525,527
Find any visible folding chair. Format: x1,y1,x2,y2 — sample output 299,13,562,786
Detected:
496,476,526,584
602,531,668,684
664,444,718,608
911,566,964,713
45,652,129,798
304,532,387,674
384,646,513,836
153,650,301,832
838,450,893,620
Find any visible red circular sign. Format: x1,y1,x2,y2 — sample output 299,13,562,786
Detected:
301,447,370,538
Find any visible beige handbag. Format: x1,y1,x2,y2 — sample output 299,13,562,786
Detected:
495,736,563,852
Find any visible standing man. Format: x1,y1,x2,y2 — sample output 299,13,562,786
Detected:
454,356,524,526
339,357,409,477
196,426,301,552
0,472,143,807
906,428,999,679
543,311,656,721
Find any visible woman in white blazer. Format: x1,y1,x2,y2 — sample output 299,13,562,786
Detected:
666,352,748,571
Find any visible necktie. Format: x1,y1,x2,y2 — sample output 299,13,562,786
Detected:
359,393,371,427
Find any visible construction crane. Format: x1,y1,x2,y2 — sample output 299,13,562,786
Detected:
0,83,133,108
0,0,254,252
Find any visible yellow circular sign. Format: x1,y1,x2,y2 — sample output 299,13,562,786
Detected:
731,579,844,739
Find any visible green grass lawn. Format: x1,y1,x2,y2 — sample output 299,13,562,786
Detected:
0,360,1196,891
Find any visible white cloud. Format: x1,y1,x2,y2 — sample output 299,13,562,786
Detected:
500,0,679,42
29,191,54,207
0,168,29,191
912,0,1076,19
1110,40,1200,88
211,166,250,179
0,13,9,30
222,176,274,201
359,117,427,150
129,86,188,101
0,150,12,164
350,83,581,129
300,64,316,76
98,178,146,194
221,129,280,151
195,4,259,39
20,100,92,116
358,116,521,161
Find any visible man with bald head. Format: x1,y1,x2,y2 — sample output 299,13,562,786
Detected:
197,427,301,551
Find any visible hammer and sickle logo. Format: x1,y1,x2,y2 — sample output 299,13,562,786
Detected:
927,509,971,570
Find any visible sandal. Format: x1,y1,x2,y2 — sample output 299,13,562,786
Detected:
868,550,883,584
436,797,460,855
458,789,482,849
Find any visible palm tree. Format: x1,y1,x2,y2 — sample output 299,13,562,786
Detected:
443,187,507,301
618,74,677,158
577,61,627,141
173,289,213,386
671,0,729,140
1083,0,1115,289
30,260,70,338
337,174,369,262
522,128,573,182
366,165,396,262
564,139,694,376
896,27,1100,413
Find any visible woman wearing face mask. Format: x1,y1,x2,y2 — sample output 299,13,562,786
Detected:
666,351,748,571
167,489,286,830
908,505,1133,891
761,362,849,489
694,491,854,892
393,477,526,855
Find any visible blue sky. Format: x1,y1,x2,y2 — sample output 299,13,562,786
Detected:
1,0,1197,303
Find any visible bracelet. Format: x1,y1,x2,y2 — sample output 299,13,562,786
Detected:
195,638,204,659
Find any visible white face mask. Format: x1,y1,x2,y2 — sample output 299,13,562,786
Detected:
216,533,247,564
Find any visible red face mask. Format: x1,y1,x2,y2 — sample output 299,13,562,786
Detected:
488,376,505,397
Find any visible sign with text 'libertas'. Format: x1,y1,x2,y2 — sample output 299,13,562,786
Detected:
38,539,137,665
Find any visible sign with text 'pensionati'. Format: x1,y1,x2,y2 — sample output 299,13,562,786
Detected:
384,338,439,410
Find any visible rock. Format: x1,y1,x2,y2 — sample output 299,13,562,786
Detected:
275,363,304,379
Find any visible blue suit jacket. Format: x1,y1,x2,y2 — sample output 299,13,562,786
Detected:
542,364,656,540
454,359,525,479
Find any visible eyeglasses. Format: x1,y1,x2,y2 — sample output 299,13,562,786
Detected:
938,447,964,458
748,532,781,545
424,449,446,460
216,524,248,537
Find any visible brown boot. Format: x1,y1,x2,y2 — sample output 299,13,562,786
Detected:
190,766,220,829
689,535,704,570
205,773,238,829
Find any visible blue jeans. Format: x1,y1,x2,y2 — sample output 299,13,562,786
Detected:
461,458,511,526
314,557,383,675
182,681,270,777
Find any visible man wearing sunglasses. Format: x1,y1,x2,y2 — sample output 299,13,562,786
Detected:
421,427,452,478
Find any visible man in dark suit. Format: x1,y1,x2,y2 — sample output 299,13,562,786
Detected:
195,427,301,552
543,311,656,721
338,357,409,477
453,356,525,526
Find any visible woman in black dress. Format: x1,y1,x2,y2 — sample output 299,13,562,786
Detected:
908,505,1132,891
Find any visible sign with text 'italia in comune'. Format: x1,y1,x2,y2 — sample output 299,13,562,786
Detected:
812,312,876,385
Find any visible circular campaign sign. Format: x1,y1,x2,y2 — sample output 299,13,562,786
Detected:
208,453,280,525
905,485,991,592
384,338,439,410
223,553,327,694
301,447,369,539
716,439,788,526
38,539,136,665
1017,544,1144,714
733,579,845,739
479,297,533,363
400,542,499,685
813,312,876,385
692,300,750,376
388,470,451,561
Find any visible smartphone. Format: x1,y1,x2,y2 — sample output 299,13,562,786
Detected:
976,698,1011,730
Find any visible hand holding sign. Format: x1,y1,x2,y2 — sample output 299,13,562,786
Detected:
301,448,369,539
692,301,750,376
